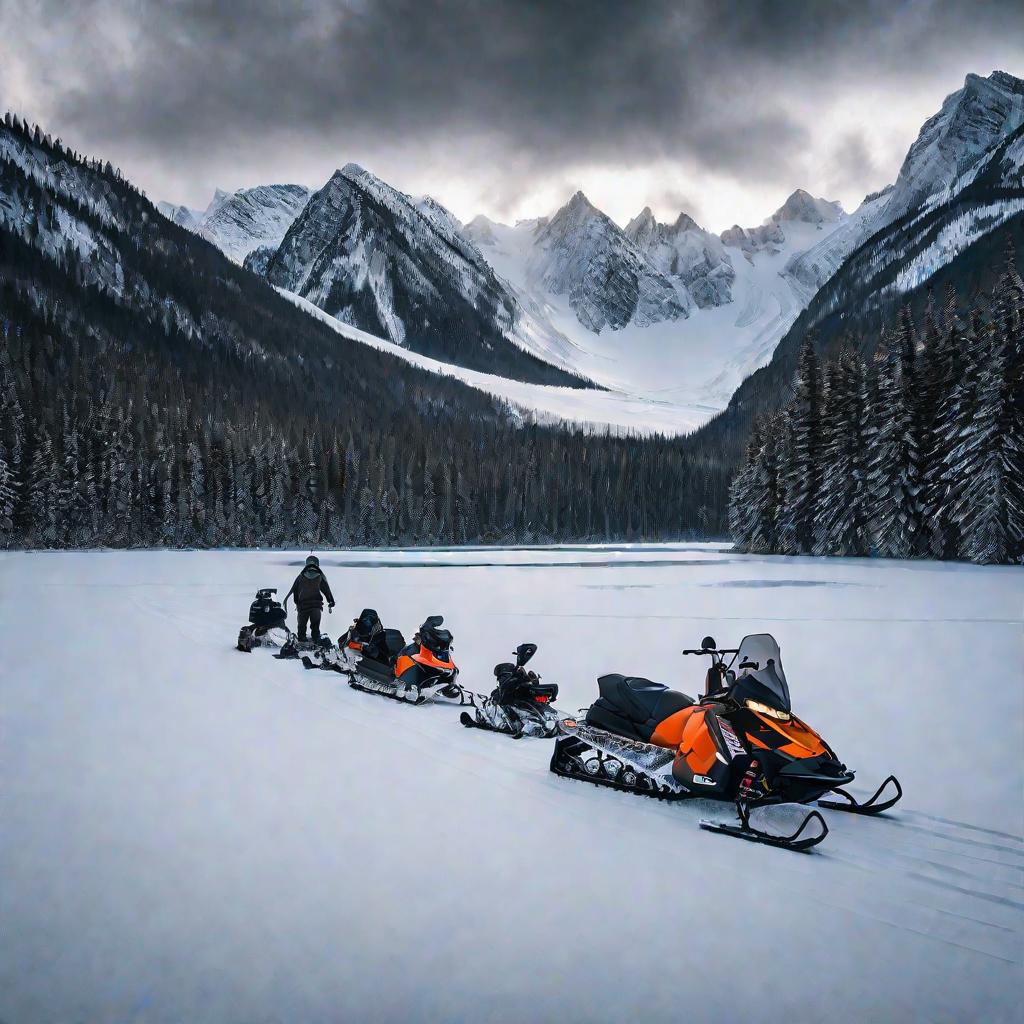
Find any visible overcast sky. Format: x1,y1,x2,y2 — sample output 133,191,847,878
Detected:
2,0,1022,231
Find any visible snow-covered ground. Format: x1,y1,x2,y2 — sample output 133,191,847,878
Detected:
283,290,713,435
1,547,1021,1023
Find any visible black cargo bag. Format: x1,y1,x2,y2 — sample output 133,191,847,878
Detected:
249,588,287,628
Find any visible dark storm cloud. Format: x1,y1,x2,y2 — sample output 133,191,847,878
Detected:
3,0,1024,221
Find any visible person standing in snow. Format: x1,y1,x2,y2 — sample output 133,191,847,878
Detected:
283,555,335,642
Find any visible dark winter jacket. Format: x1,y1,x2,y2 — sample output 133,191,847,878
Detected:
285,566,335,611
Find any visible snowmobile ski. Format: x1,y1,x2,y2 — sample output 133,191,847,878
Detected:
700,803,829,853
819,775,902,815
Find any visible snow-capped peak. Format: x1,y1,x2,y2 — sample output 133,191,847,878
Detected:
155,201,203,230
462,213,500,246
340,162,369,181
159,183,312,263
626,207,734,308
891,69,1024,213
770,189,844,225
529,192,690,331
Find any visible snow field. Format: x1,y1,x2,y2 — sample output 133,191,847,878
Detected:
0,547,1021,1023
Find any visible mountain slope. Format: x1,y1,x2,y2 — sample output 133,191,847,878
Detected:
625,207,734,308
157,184,312,263
689,118,1024,464
527,191,690,331
255,164,586,386
784,70,1024,296
194,183,311,263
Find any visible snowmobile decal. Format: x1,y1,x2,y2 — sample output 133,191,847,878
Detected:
717,718,746,759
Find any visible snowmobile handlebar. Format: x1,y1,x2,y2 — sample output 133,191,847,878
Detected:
682,648,738,656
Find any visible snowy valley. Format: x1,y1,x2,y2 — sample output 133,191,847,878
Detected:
151,71,1024,435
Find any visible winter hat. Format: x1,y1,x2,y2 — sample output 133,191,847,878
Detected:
305,554,320,568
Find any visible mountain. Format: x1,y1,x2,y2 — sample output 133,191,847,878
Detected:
526,191,690,331
770,189,844,225
155,200,203,230
625,207,734,308
784,70,1024,295
689,75,1024,464
463,188,849,423
0,114,727,549
253,163,584,385
157,184,311,262
197,183,311,263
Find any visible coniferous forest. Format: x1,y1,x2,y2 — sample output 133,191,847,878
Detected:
728,260,1024,565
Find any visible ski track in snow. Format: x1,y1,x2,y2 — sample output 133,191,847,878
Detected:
1,546,1021,1023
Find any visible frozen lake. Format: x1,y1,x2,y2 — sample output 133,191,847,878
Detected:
1,546,1021,1022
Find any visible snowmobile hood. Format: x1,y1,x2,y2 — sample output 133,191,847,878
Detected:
412,646,456,670
745,712,831,759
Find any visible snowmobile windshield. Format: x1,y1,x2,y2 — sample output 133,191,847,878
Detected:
732,634,791,714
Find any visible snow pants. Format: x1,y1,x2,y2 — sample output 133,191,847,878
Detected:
297,607,322,640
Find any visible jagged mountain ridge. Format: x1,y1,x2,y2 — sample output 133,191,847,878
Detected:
158,184,312,263
196,183,311,263
256,163,586,385
152,68,1024,435
784,70,1024,295
527,191,690,331
623,207,734,308
461,186,849,418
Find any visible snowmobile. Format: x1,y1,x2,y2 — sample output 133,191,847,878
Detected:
299,607,402,673
236,588,290,652
346,614,471,706
549,634,901,852
460,643,561,738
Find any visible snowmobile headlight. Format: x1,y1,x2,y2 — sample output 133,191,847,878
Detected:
745,698,790,721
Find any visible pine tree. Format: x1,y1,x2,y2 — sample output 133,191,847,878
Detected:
922,287,965,557
867,314,924,558
948,324,1020,562
0,448,15,547
728,418,763,551
814,351,872,556
26,434,59,546
777,335,823,554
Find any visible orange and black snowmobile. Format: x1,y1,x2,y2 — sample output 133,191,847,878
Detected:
346,614,470,706
550,634,901,852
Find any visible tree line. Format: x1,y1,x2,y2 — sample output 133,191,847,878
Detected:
728,252,1024,564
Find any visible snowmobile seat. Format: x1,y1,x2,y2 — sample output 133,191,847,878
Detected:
587,674,695,742
381,628,406,664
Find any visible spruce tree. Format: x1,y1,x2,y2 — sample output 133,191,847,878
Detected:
747,412,786,554
777,335,822,554
948,324,1020,562
814,351,872,556
867,314,924,558
728,418,763,551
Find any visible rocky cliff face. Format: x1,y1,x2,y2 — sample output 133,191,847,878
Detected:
527,192,690,331
625,208,735,308
256,164,583,384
